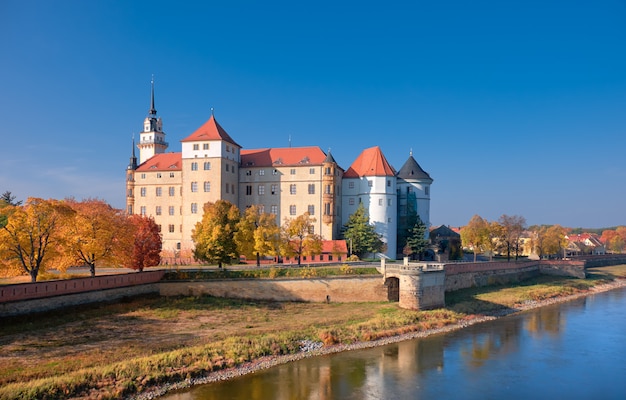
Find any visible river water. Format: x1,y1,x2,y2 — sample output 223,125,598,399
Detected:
162,287,626,400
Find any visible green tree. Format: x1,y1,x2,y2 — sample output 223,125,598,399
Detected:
341,203,383,258
192,200,240,268
0,191,21,229
405,215,428,260
0,198,73,282
282,212,323,266
461,215,490,262
0,191,22,206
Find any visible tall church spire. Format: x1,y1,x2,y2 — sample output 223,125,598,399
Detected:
128,135,137,170
149,75,157,117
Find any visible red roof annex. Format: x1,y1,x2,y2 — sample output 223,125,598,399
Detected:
344,146,396,178
181,115,241,147
241,146,327,167
136,152,182,172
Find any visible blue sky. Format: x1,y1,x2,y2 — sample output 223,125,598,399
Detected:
1,0,625,229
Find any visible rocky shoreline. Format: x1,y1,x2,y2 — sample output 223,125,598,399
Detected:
130,279,626,400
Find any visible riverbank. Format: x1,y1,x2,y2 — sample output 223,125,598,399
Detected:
132,275,626,400
1,267,624,400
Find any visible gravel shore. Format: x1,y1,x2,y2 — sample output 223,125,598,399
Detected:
130,279,626,400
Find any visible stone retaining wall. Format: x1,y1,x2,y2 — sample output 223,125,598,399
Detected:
160,276,388,303
0,283,160,317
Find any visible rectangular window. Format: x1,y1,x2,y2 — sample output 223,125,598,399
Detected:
272,169,277,175
140,187,146,197
325,202,331,215
204,181,210,192
387,180,391,187
246,170,252,176
157,225,161,232
170,172,175,178
191,162,198,171
246,185,252,195
308,205,315,215
259,169,265,175
141,173,146,179
156,187,162,197
193,144,199,150
258,185,265,195
204,162,211,170
388,199,392,206
271,205,278,215
368,180,373,187
231,184,235,194
191,203,198,214
169,186,175,196
225,164,229,172
290,205,296,215
259,205,265,213
127,205,133,214
191,182,198,192
169,224,175,233
290,168,296,175
156,206,162,215
425,186,430,196
325,167,331,175
140,206,146,216
203,143,209,150
156,173,162,178
225,184,229,194
349,198,355,205
309,168,315,174
169,206,175,216
379,199,383,206
325,185,331,194
308,184,315,194
290,184,296,195
328,255,333,261
348,181,354,189
271,184,278,195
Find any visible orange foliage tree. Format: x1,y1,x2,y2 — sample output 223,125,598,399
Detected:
126,214,162,271
0,198,74,281
60,199,133,277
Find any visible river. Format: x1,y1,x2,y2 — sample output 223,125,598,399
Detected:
161,287,626,400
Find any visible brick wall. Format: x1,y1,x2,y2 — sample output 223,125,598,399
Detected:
0,271,165,303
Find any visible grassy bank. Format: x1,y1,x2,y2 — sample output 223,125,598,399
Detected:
0,265,624,400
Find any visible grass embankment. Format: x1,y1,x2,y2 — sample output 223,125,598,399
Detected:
163,265,379,280
0,265,624,400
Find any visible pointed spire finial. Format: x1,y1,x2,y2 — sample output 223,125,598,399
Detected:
211,107,214,117
410,148,413,157
149,75,157,116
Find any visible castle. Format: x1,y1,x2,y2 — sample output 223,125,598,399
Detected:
126,81,433,259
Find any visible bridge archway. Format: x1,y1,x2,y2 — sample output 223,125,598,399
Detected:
384,277,400,302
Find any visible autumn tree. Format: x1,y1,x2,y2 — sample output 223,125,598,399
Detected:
498,214,526,261
0,198,73,282
461,215,490,262
530,225,567,258
601,227,626,253
341,203,384,258
192,200,240,268
282,212,323,266
60,199,133,277
485,221,503,261
125,214,162,271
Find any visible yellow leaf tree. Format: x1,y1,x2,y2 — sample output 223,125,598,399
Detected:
0,198,74,282
234,205,281,266
460,214,490,262
192,200,240,268
282,212,323,266
60,199,133,277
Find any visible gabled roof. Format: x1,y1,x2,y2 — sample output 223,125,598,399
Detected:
397,154,432,182
181,115,241,147
321,240,348,253
136,152,182,172
343,146,395,178
240,146,328,167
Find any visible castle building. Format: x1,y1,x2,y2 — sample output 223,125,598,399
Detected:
126,82,432,259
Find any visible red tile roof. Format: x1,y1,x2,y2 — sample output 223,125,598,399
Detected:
322,240,348,253
181,115,240,147
240,146,328,167
136,152,182,171
344,146,396,178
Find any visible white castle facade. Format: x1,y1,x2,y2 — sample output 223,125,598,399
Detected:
126,82,433,259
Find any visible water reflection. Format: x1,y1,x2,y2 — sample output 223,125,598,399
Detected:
163,290,626,400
